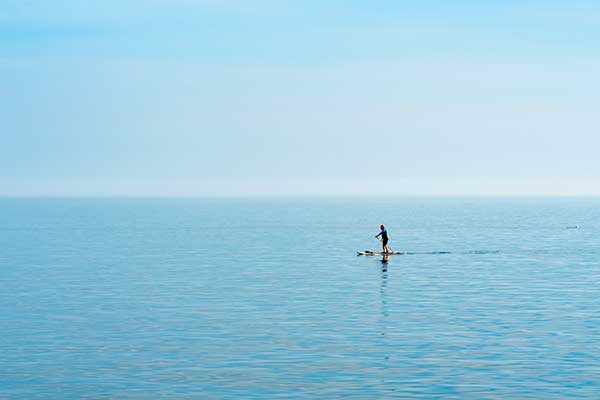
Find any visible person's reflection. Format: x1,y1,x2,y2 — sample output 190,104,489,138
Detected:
381,254,389,270
379,255,389,347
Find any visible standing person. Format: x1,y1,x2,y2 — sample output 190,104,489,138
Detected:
375,224,390,253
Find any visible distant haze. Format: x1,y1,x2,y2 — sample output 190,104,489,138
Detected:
2,1,599,196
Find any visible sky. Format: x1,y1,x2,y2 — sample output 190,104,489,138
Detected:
2,0,600,196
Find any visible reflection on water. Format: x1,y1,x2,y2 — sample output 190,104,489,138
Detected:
379,259,390,376
379,261,389,319
381,254,389,267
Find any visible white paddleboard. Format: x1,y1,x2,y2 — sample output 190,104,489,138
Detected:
357,250,404,256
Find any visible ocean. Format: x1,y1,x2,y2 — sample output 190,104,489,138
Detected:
1,197,599,399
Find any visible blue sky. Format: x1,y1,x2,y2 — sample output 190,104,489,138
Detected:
2,0,599,195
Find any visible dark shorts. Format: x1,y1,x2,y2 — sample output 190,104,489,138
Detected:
383,238,389,246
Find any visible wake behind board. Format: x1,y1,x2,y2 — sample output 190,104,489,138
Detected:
357,250,404,256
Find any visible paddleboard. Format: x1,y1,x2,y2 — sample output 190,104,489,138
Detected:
357,250,404,256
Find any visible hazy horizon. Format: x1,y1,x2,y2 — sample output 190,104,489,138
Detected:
3,1,599,196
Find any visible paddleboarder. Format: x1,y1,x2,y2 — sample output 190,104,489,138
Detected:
375,224,390,253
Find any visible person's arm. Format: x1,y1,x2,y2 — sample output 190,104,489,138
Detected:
375,231,382,238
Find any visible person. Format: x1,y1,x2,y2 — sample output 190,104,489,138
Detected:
375,224,390,253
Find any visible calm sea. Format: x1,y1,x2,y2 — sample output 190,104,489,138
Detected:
1,197,599,399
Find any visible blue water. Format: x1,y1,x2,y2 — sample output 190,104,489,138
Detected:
1,197,600,399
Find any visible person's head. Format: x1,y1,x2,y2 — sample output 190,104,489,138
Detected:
380,224,385,230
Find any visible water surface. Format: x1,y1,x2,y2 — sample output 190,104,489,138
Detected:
1,198,599,399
